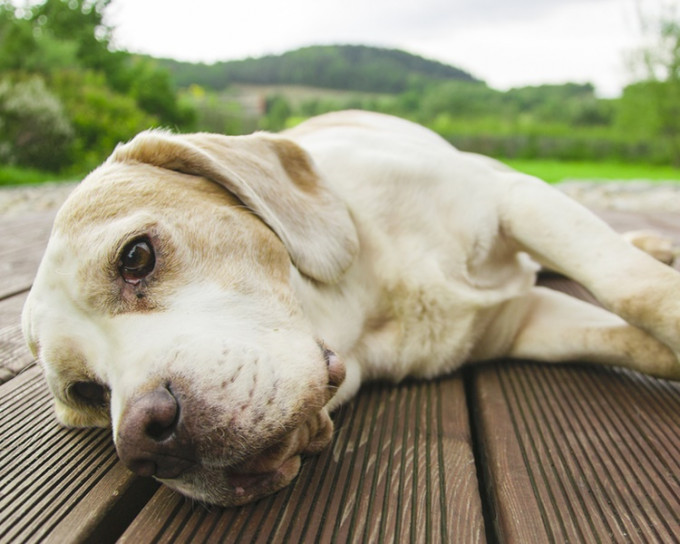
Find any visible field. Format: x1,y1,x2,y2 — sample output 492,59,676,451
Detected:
0,165,80,187
502,159,680,184
3,159,680,188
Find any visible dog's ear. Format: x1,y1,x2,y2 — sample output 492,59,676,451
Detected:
109,130,358,283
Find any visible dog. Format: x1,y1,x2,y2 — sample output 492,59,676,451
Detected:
22,110,680,507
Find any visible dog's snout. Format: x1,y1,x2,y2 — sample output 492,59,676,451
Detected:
116,386,195,479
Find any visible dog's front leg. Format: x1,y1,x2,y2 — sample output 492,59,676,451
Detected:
499,175,680,379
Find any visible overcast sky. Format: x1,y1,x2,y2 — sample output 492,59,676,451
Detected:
106,0,658,97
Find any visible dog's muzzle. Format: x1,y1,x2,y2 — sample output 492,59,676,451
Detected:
115,348,345,505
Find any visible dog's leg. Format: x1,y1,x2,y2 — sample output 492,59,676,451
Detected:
492,287,679,378
500,176,680,377
539,230,676,274
622,229,676,265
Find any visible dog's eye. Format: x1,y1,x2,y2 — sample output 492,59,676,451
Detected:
119,238,155,283
70,381,109,407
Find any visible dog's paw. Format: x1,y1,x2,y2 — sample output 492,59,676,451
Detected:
622,230,677,266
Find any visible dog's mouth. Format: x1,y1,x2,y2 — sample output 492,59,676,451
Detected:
221,456,302,505
161,406,334,507
115,344,345,506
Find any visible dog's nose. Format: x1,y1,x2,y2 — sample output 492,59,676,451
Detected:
116,386,195,479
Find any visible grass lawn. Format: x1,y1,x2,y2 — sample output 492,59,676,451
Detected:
3,159,680,188
0,165,81,186
502,159,680,184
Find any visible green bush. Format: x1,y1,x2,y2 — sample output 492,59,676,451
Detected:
0,75,74,171
0,1,196,173
51,70,159,170
181,85,247,135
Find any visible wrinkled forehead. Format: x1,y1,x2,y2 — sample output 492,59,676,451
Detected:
37,160,289,303
31,163,219,308
48,161,254,275
53,161,234,236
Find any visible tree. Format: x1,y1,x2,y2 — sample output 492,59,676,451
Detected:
29,0,118,77
624,1,680,164
0,75,74,171
125,57,196,128
0,0,196,171
259,95,292,131
50,69,159,170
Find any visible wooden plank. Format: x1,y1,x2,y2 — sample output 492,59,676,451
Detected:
0,211,55,299
0,292,32,384
0,290,28,327
473,276,680,543
0,366,158,543
119,375,486,543
475,363,680,543
0,320,33,384
0,212,56,382
0,211,57,252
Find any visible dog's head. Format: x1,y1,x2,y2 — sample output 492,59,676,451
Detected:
22,130,358,506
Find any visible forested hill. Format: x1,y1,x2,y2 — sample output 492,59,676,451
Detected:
157,45,480,93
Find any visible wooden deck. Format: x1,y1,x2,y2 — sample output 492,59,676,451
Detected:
2,207,680,543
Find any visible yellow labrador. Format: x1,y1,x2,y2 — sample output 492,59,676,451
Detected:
22,111,680,506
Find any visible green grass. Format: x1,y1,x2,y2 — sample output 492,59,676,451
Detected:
0,165,80,187
4,159,680,188
502,159,680,184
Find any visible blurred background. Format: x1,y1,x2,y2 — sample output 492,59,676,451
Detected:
1,0,679,185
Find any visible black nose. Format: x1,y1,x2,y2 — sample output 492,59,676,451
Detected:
116,386,195,479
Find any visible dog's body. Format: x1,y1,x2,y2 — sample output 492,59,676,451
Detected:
22,111,680,506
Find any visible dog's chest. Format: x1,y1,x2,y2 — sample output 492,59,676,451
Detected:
354,276,498,380
297,266,500,380
295,236,537,382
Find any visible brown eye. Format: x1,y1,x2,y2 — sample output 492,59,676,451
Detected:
71,381,109,407
119,238,155,283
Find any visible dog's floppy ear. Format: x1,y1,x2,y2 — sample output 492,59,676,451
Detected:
109,130,358,283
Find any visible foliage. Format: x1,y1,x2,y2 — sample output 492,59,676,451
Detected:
159,45,479,94
168,47,657,164
0,0,195,173
1,0,679,175
247,80,672,164
50,70,159,170
0,75,73,171
626,1,680,164
259,95,293,131
180,85,248,135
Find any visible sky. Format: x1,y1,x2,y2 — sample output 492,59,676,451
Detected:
105,0,660,97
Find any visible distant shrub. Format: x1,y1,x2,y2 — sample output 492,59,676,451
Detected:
0,76,74,171
50,70,159,170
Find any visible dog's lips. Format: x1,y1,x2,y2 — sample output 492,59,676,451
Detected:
225,455,302,504
162,407,335,506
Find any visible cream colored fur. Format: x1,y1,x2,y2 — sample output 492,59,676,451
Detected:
22,111,680,506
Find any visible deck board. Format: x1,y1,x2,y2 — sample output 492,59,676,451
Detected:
0,366,159,544
2,205,680,542
0,312,33,383
0,212,56,299
473,273,680,543
0,211,55,382
0,291,34,384
474,362,680,543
